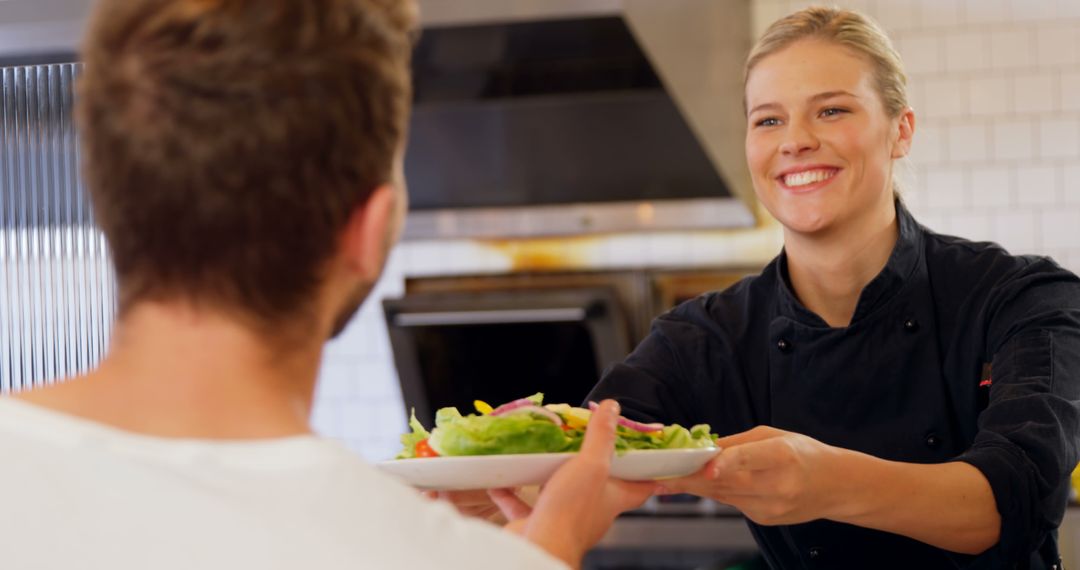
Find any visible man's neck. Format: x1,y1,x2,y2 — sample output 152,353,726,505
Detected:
783,203,899,328
17,301,324,439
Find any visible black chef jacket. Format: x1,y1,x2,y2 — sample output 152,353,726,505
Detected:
588,203,1080,569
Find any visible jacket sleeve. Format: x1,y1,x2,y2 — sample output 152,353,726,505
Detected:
954,258,1080,564
585,312,703,428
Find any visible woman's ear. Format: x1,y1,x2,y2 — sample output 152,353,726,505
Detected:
339,184,397,283
891,107,916,159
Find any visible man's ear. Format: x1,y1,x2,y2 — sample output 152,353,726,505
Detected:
339,184,396,282
891,107,916,159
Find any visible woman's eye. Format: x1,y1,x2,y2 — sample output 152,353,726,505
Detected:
820,107,848,118
755,117,780,127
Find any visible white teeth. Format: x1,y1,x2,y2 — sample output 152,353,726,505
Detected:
783,169,836,187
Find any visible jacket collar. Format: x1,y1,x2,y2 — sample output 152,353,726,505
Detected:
775,200,924,327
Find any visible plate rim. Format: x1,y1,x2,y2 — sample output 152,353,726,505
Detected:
377,446,720,466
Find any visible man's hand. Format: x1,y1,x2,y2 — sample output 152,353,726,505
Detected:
657,425,844,525
489,400,657,567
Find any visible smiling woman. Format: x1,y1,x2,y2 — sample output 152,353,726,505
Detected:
586,6,1080,570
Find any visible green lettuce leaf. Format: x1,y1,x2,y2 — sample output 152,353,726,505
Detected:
394,409,431,459
428,413,571,456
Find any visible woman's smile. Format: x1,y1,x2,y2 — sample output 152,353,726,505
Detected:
775,165,842,194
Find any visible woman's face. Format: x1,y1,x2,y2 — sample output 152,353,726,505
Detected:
744,39,913,237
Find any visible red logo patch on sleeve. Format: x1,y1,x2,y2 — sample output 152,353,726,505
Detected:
979,363,992,387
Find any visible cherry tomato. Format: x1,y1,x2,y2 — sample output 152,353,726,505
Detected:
415,439,439,458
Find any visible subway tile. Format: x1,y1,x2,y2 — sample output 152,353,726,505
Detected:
310,400,342,437
922,77,970,119
875,0,922,33
920,0,962,28
1058,0,1080,19
1038,117,1080,159
1035,24,1079,67
834,0,877,18
948,211,995,241
1015,165,1061,205
925,167,968,209
948,122,991,162
1011,0,1060,22
909,122,946,166
1040,207,1080,248
990,209,1039,253
901,178,928,212
992,120,1037,161
945,32,990,72
906,80,927,119
1064,253,1080,276
786,0,818,15
990,29,1034,70
969,76,1012,116
316,361,361,400
1062,72,1080,112
971,166,1015,207
965,0,1013,25
1064,164,1080,204
897,35,943,74
375,399,408,435
753,1,792,36
916,212,950,234
1012,73,1057,114
338,399,371,439
323,318,368,359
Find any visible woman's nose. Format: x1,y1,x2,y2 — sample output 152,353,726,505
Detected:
778,121,819,156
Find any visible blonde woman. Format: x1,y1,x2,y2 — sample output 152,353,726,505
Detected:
588,7,1080,569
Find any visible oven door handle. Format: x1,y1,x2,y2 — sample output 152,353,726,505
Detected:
392,307,588,327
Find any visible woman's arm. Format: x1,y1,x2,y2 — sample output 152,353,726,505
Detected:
828,442,1000,554
658,426,1000,554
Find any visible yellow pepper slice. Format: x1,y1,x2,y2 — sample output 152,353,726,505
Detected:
474,400,494,415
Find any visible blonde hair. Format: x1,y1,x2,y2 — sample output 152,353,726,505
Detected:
746,6,908,117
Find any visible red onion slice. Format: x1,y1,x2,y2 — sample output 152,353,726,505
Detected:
496,405,564,426
490,398,536,416
588,401,664,432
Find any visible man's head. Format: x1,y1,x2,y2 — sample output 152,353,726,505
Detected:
78,0,415,340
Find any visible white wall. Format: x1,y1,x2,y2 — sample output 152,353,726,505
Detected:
317,0,1080,461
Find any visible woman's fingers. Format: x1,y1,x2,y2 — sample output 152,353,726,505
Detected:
488,488,533,521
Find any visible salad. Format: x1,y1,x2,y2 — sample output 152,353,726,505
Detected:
396,393,717,459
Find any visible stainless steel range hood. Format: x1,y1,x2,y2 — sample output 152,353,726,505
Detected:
408,0,756,239
0,0,757,239
0,0,88,65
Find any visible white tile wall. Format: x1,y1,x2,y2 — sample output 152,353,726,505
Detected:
315,0,1080,461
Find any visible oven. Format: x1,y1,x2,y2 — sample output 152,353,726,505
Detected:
383,268,763,568
384,286,630,423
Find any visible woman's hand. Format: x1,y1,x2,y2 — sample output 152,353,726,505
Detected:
658,425,846,525
424,489,507,523
489,400,658,566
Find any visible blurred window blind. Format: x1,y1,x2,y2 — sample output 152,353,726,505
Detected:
1,63,117,393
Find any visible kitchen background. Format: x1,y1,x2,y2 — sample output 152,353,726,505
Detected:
2,0,1080,464
315,0,1080,462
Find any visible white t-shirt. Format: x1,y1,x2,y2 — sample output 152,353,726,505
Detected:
0,398,567,570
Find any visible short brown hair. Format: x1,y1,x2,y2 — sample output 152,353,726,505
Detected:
78,0,415,329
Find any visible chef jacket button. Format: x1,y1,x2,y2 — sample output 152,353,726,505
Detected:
808,546,825,561
904,318,920,333
776,338,792,353
925,433,941,449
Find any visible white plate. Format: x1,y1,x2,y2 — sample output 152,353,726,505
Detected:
377,447,720,491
